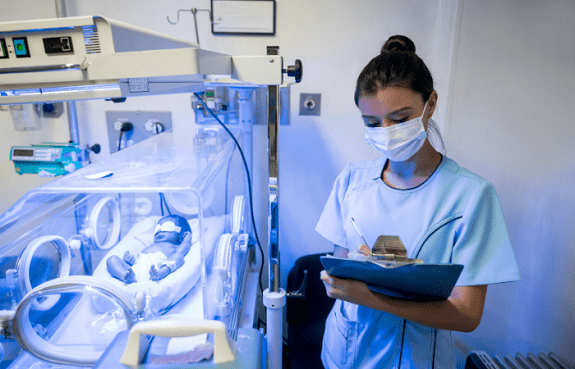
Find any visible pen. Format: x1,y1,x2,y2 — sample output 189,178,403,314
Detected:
350,218,370,248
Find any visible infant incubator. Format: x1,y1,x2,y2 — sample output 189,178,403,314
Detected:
0,130,258,368
0,13,302,367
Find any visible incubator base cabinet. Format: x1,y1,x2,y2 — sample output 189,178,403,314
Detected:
0,131,262,368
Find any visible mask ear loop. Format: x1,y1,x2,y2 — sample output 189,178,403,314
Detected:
421,99,430,128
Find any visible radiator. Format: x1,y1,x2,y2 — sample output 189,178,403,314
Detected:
465,350,575,369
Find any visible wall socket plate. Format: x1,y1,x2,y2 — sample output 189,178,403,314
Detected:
106,111,172,153
299,93,321,116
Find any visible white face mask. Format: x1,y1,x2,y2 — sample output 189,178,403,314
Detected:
364,101,429,161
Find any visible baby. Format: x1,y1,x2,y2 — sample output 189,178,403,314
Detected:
106,215,192,284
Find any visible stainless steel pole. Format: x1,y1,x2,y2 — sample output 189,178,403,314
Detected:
263,46,285,369
267,83,280,293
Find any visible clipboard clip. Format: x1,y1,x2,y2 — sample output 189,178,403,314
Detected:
349,218,423,268
371,236,424,266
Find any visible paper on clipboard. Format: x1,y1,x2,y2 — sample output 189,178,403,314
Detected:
320,255,464,300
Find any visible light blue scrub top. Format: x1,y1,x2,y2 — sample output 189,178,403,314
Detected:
316,156,520,369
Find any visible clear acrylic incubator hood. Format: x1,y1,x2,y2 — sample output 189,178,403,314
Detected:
0,130,253,367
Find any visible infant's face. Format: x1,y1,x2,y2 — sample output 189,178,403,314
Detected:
154,231,180,245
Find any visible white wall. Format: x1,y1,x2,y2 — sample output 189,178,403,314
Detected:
1,0,573,366
446,0,575,362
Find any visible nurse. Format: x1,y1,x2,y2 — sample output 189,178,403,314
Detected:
317,35,520,368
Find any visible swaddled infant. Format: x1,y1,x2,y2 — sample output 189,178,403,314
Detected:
106,215,192,284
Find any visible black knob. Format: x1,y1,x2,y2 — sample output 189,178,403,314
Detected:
120,122,133,132
286,59,303,83
43,103,55,113
90,144,101,154
153,122,165,134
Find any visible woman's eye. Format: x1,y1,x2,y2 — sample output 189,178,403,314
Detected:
392,116,410,123
363,119,380,127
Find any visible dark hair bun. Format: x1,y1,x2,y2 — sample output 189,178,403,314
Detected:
381,35,416,54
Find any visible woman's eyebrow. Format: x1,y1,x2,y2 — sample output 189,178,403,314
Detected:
361,107,413,120
385,107,412,117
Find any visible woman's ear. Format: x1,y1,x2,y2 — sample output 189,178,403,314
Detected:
425,91,438,123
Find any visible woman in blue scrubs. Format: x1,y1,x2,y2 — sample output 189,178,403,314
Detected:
317,35,520,368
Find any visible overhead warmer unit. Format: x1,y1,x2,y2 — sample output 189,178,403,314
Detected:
0,15,290,104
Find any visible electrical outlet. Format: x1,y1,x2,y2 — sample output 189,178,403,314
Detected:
106,111,172,153
299,93,321,116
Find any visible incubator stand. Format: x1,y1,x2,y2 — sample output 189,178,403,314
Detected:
0,130,260,368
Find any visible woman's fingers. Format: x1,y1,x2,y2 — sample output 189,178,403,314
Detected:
320,270,336,285
321,270,350,298
320,270,339,297
358,244,372,256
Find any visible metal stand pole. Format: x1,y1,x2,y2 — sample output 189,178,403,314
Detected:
263,287,285,369
263,51,285,367
262,47,302,369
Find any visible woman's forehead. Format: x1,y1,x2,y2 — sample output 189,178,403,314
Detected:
358,86,422,115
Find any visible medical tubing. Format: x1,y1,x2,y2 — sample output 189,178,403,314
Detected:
193,92,264,294
224,146,235,214
117,127,126,218
164,194,172,215
117,122,133,152
153,126,173,217
118,131,123,152
73,194,92,275
159,193,172,216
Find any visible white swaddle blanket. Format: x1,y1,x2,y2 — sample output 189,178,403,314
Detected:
93,215,226,314
130,252,168,282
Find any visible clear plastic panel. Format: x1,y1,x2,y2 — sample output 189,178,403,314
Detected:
0,129,251,367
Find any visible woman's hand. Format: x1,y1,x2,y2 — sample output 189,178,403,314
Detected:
322,244,373,303
347,244,372,260
320,270,372,304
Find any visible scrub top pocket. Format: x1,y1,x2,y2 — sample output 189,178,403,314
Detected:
322,300,359,368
